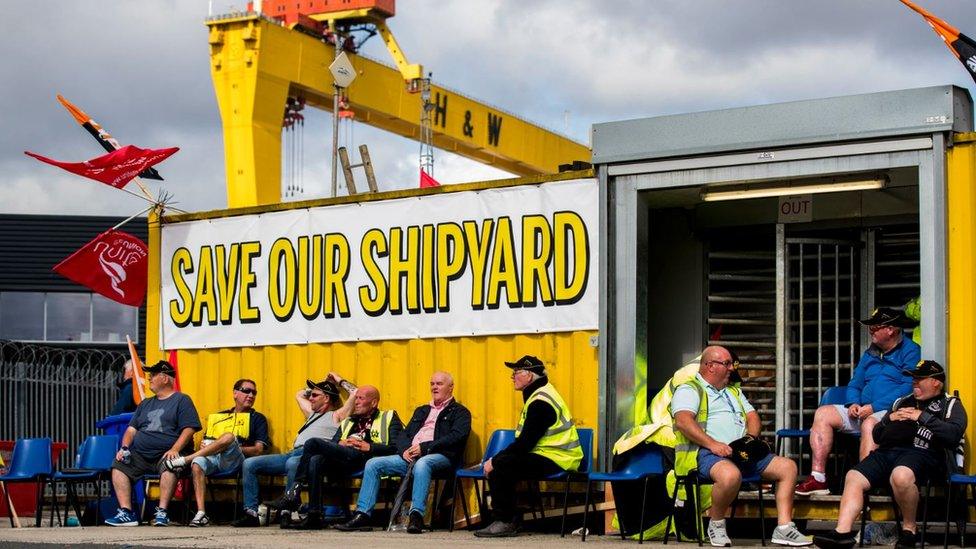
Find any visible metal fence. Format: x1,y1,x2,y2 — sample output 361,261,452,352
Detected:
0,340,124,458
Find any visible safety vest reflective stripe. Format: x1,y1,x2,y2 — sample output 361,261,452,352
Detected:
339,410,394,444
673,378,747,477
516,383,583,471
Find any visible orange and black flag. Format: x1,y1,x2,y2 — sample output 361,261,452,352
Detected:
900,0,976,84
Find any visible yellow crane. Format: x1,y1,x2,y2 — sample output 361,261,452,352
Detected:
207,1,591,207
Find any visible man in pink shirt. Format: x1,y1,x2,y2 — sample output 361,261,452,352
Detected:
338,372,472,534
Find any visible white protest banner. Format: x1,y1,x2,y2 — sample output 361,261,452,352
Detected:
160,179,598,349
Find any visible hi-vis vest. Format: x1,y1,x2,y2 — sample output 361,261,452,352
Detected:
673,377,748,477
339,410,395,445
612,359,700,455
516,383,583,471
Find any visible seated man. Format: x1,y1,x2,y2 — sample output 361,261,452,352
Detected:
671,346,811,547
105,360,201,527
475,355,583,538
281,384,403,530
232,374,355,527
163,378,270,527
338,371,471,534
813,361,967,549
797,308,919,495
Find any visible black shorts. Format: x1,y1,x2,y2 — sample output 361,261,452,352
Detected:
111,451,185,480
852,447,944,488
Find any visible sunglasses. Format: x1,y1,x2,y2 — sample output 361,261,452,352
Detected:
235,387,258,396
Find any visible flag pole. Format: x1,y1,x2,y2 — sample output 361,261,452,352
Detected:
110,205,154,232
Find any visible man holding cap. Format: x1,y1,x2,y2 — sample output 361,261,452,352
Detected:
796,307,920,496
105,360,201,527
474,355,582,538
232,373,355,527
814,361,967,549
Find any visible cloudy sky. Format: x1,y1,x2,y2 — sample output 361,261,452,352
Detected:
1,0,973,216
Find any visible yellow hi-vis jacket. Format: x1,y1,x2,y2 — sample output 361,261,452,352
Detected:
339,409,396,445
672,377,748,477
612,358,700,455
516,383,583,471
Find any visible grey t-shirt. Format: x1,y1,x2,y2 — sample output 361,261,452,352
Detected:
128,392,202,460
293,410,340,448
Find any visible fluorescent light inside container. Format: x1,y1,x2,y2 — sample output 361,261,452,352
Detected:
700,178,886,202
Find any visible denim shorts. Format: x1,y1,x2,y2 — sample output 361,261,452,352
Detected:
192,438,244,475
697,446,775,480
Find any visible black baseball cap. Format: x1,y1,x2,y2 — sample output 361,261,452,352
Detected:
859,307,915,328
306,379,341,400
504,355,547,376
903,360,946,382
144,360,176,376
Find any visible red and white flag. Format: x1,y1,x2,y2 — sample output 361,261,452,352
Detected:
25,144,178,189
53,230,149,307
420,168,441,188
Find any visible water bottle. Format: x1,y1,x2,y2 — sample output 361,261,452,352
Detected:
120,446,131,464
257,504,268,526
339,380,357,393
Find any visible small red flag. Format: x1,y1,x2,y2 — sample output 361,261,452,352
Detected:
25,144,178,189
167,349,181,392
420,168,441,188
53,230,149,307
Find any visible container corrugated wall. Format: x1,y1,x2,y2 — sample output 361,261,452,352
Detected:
947,134,976,474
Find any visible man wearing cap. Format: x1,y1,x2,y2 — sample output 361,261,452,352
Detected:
162,378,270,527
671,346,812,547
796,307,921,496
474,355,582,538
338,371,471,534
231,373,355,527
282,384,403,530
105,360,202,527
814,361,967,549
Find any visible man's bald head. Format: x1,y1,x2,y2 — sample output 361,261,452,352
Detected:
353,385,380,415
699,346,734,387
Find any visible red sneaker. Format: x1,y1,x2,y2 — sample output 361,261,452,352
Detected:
795,477,830,496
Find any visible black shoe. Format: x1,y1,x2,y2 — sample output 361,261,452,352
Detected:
232,512,260,527
473,520,519,538
407,510,425,534
292,511,325,531
895,529,918,549
335,511,373,532
269,488,300,512
812,530,857,549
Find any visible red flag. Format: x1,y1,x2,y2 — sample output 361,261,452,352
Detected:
420,168,441,188
167,350,181,392
25,144,178,189
53,230,148,307
900,0,976,84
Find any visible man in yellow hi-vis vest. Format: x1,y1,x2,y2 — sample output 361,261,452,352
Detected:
475,355,582,538
286,385,402,530
672,346,811,547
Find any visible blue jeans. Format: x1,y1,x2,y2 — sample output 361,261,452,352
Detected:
357,453,451,516
241,447,304,512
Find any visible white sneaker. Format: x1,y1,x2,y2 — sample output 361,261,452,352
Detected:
772,522,813,546
189,511,210,527
708,519,732,547
164,456,187,472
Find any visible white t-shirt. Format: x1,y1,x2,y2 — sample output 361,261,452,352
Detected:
292,410,340,448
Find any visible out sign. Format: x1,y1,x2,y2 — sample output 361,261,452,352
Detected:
778,194,812,223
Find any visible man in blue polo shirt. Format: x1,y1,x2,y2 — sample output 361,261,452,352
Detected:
796,308,920,496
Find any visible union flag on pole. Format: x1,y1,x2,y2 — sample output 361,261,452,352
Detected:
25,144,178,189
53,230,149,307
420,168,441,188
900,0,976,84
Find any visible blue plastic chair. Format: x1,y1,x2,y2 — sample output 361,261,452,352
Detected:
539,428,593,537
50,434,118,524
775,385,849,471
581,442,664,542
0,437,54,527
449,429,516,531
943,473,976,548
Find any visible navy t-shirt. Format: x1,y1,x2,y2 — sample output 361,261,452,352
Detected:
128,392,201,460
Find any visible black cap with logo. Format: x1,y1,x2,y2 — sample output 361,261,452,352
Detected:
144,360,176,377
859,307,915,329
306,379,341,401
903,360,946,382
504,355,547,376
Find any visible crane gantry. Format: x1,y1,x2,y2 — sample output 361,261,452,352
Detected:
207,0,591,207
